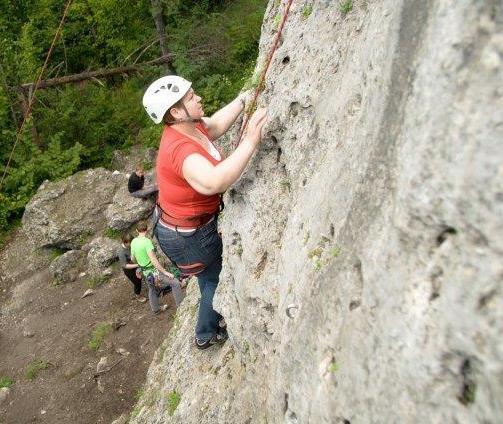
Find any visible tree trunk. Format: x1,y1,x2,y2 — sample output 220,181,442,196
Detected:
19,54,174,91
19,88,41,148
150,0,175,74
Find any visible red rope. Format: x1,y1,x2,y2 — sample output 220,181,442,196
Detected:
0,0,74,190
233,0,294,148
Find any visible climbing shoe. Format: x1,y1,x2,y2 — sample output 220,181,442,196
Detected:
195,328,228,350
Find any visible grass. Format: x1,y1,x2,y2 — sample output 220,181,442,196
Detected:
328,360,338,373
26,360,50,380
135,388,145,400
273,14,281,29
78,230,93,246
167,390,181,416
0,376,13,388
339,0,353,16
103,227,122,240
330,247,342,258
88,323,112,351
49,247,66,260
302,4,313,19
84,275,110,289
131,405,141,418
52,277,63,287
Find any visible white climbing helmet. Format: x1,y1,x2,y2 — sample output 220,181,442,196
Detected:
142,75,192,124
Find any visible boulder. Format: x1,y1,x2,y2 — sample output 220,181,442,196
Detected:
49,250,86,284
85,237,121,273
22,168,123,249
105,179,155,231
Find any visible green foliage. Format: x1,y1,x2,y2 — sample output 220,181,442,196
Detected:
339,0,353,16
26,360,50,380
103,227,121,239
0,376,13,388
328,360,338,373
330,247,342,258
167,390,181,416
88,322,112,351
302,5,313,20
0,0,267,232
135,388,145,400
85,274,110,289
49,247,66,259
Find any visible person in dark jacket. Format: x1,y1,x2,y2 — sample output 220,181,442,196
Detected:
117,233,147,302
128,163,158,198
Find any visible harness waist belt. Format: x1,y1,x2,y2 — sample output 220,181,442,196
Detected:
158,209,216,229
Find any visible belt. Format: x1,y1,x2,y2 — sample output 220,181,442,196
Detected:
159,215,214,232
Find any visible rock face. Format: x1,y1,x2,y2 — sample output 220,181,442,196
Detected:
49,250,86,284
22,168,122,249
85,237,121,275
105,174,156,231
137,1,503,423
22,167,156,250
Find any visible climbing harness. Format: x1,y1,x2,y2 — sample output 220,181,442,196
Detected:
233,0,294,148
0,0,74,190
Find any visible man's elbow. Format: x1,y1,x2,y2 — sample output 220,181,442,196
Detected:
193,175,227,196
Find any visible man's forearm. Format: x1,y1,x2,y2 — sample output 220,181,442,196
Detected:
206,94,245,139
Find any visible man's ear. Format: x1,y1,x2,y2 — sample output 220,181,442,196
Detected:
170,106,181,119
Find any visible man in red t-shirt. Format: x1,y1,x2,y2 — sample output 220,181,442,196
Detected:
143,75,267,349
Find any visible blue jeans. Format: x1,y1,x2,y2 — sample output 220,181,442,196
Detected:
154,218,223,341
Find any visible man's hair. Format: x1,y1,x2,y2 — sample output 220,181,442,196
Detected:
136,220,148,233
162,99,183,125
136,163,144,172
121,233,132,243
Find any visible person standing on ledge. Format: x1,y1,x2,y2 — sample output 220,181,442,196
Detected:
128,163,158,199
142,75,267,349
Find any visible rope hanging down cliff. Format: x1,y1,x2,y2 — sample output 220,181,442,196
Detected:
0,0,74,190
233,0,294,148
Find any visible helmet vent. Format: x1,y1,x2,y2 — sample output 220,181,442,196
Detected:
172,85,179,92
151,113,157,119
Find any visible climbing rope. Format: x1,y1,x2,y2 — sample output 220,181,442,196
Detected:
0,0,74,190
233,0,294,148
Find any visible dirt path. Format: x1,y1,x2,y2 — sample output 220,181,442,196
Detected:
0,232,177,424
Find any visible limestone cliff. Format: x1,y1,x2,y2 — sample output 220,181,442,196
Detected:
129,1,503,423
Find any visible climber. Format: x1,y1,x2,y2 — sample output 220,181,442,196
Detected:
130,220,185,314
117,233,147,303
142,75,267,349
128,163,159,198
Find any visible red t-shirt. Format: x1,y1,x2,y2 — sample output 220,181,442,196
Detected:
156,123,222,220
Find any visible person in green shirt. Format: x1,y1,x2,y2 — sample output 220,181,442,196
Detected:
130,220,184,313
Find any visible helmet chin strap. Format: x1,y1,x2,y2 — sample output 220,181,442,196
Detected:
166,102,202,125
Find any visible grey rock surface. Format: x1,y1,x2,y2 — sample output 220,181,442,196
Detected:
48,250,86,284
22,168,122,249
0,388,10,406
105,173,156,231
134,1,503,423
85,237,121,274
